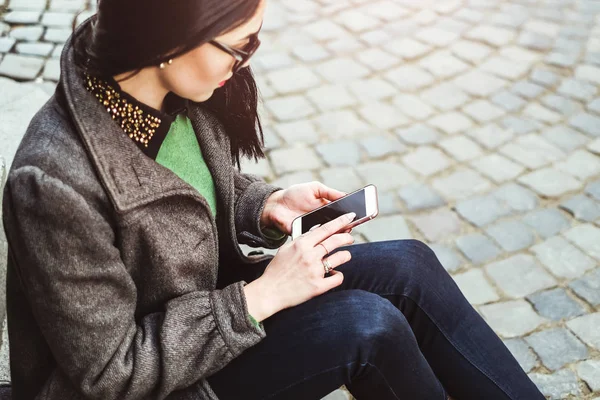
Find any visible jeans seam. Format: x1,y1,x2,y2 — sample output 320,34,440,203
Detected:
380,290,513,400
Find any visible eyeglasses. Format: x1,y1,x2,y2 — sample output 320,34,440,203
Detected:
210,25,262,74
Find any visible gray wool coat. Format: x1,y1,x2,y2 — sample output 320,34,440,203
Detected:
2,20,287,400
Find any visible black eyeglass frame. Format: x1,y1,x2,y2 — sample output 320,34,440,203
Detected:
210,26,262,73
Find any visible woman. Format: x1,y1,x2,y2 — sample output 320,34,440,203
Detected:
2,0,545,399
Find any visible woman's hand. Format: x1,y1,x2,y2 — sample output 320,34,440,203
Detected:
244,212,356,322
261,182,347,234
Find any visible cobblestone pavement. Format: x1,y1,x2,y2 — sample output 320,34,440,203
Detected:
1,0,600,398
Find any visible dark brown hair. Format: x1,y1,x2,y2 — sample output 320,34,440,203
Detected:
73,0,266,166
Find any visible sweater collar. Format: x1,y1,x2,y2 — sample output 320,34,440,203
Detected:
84,73,188,159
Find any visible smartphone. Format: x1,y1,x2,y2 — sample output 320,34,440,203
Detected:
291,185,379,240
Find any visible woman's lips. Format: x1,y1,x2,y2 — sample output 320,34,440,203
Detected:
218,81,226,87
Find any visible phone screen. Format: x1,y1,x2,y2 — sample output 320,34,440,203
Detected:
301,189,366,234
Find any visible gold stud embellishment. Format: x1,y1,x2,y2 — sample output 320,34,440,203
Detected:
84,74,162,148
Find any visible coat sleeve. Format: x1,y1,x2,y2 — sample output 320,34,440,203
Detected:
2,165,265,400
232,169,288,249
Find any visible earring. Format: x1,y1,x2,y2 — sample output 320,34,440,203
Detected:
159,59,173,69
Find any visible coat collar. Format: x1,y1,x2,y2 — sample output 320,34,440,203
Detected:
59,18,234,216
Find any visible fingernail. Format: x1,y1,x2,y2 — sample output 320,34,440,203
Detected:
346,212,356,221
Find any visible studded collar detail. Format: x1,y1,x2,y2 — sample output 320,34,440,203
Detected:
84,74,188,159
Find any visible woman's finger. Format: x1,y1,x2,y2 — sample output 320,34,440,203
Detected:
320,270,344,292
314,182,347,202
318,233,354,257
304,212,355,246
322,250,352,272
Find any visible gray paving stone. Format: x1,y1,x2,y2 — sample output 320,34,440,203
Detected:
0,53,44,80
589,97,600,114
419,50,469,79
485,220,535,252
525,328,588,371
532,235,595,279
575,64,600,85
569,112,600,137
358,102,409,130
360,2,410,21
576,360,600,392
564,223,600,260
455,195,511,227
517,31,554,51
273,120,319,145
542,95,582,116
428,112,473,135
355,161,416,191
254,52,294,72
261,128,281,152
486,254,557,298
395,124,441,145
452,269,499,305
305,85,357,112
409,209,463,242
546,51,580,68
270,171,316,189
0,37,16,53
397,184,446,211
500,116,543,135
356,48,399,71
440,135,483,162
359,135,406,159
0,22,8,36
420,82,471,111
529,369,582,400
267,66,321,95
328,37,366,55
315,141,361,167
463,100,505,123
42,58,60,81
518,168,582,198
522,209,569,239
270,146,323,174
320,167,364,194
512,81,546,100
348,78,397,102
471,154,525,183
321,388,351,400
41,11,75,27
567,313,600,350
522,103,562,124
265,95,316,122
391,94,433,121
558,78,598,101
3,10,41,24
586,180,600,201
387,38,432,60
481,57,531,80
44,27,71,43
402,146,452,177
456,233,502,265
240,157,273,179
450,40,493,64
503,338,538,373
334,9,380,33
467,123,515,150
500,134,565,169
315,58,370,83
530,68,560,87
466,25,516,47
385,65,434,92
292,44,330,62
375,191,402,216
453,70,508,97
313,110,371,139
15,42,53,57
416,27,459,47
590,139,600,155
479,300,546,338
492,183,539,212
9,25,44,42
491,91,527,112
454,8,484,23
560,194,600,222
302,19,347,41
527,288,587,321
432,168,492,201
355,215,412,242
430,244,462,272
49,0,85,11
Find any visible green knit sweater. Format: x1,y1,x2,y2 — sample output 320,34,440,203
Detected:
155,115,218,216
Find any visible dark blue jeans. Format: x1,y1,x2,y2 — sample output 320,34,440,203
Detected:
208,240,544,400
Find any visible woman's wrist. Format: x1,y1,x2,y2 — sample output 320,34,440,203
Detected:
244,277,280,323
